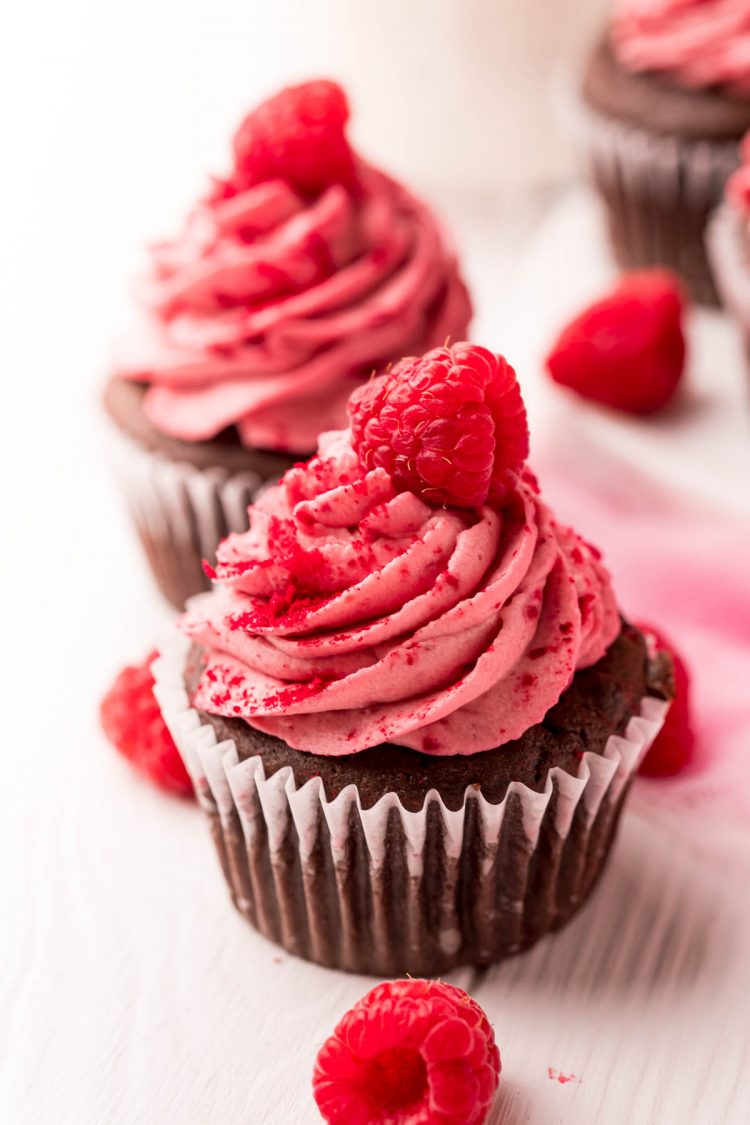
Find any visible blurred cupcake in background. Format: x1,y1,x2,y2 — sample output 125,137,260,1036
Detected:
103,80,471,609
568,0,750,304
708,131,750,355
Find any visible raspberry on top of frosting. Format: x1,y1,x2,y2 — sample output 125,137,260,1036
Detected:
349,343,529,508
115,80,471,455
611,0,750,94
181,343,619,758
232,79,356,196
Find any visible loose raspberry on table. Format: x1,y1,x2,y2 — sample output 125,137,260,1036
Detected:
544,270,686,415
312,978,501,1124
232,79,356,196
100,651,194,798
348,342,529,509
637,623,695,778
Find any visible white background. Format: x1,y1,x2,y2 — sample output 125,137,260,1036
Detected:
2,4,749,1124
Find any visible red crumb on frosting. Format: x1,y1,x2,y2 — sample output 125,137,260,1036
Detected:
637,623,695,777
313,978,501,1125
264,677,329,709
545,270,686,415
230,579,334,632
100,651,193,798
232,79,356,196
348,342,529,509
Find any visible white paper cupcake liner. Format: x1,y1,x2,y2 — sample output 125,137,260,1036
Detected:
707,203,750,339
107,424,266,609
559,72,741,304
153,632,669,976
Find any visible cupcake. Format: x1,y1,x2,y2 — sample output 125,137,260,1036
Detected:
103,80,471,609
153,343,672,975
569,0,750,304
708,131,750,354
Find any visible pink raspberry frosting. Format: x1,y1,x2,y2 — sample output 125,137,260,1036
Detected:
612,0,750,94
116,163,471,454
181,431,620,757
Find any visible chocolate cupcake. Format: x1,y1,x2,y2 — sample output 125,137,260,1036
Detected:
154,343,672,975
708,131,750,359
104,80,471,609
568,1,750,304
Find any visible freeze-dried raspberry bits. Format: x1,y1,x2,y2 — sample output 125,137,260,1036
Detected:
312,978,501,1124
349,342,529,508
545,270,686,415
100,651,194,798
232,79,356,196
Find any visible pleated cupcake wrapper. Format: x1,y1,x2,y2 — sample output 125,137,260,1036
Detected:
153,633,668,976
107,424,264,607
707,204,750,340
558,72,740,303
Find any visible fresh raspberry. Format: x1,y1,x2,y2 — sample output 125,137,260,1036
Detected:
232,80,356,196
313,979,500,1125
637,624,695,778
100,651,194,798
348,342,529,508
545,270,686,415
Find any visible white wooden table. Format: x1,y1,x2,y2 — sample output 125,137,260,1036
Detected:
2,21,749,1116
3,192,750,1123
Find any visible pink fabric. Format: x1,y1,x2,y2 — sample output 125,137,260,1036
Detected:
538,471,750,819
612,0,750,94
181,430,619,757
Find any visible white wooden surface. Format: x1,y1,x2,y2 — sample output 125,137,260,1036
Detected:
3,193,750,1124
2,16,750,1117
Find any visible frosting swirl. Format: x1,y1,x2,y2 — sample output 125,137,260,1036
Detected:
612,0,750,94
116,163,471,454
182,431,620,757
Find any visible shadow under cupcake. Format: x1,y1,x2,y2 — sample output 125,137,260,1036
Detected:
154,342,673,976
104,80,471,609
